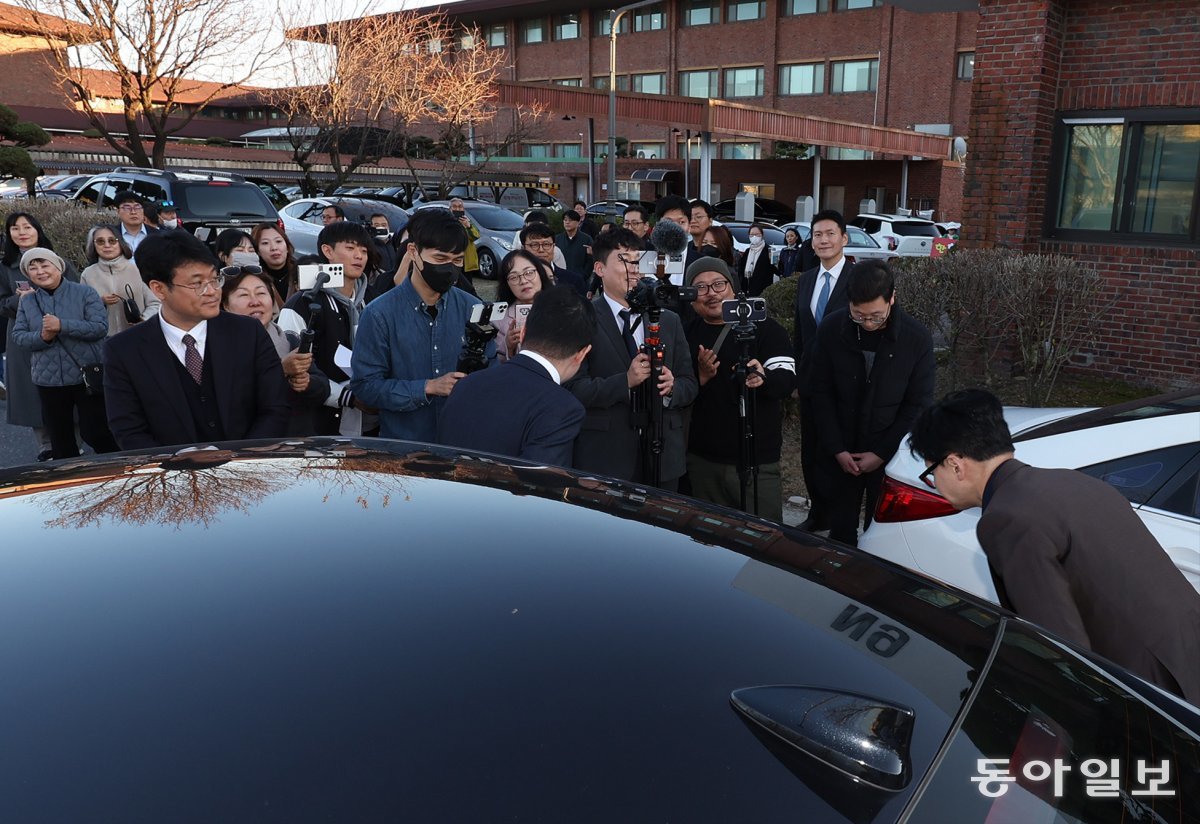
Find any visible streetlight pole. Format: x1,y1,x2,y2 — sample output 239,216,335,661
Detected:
608,0,659,222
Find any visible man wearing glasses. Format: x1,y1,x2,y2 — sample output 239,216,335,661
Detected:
567,228,697,491
103,231,289,449
521,223,587,298
809,259,934,546
683,258,795,521
113,191,155,252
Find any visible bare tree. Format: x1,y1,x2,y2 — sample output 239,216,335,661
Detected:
21,0,281,168
272,8,544,196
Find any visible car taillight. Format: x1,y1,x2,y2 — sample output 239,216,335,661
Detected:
873,475,958,522
277,218,286,234
884,235,899,251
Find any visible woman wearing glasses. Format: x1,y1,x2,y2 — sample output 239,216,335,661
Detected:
81,225,160,336
0,211,79,460
494,250,555,363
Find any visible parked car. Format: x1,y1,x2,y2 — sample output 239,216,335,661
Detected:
0,173,91,199
71,167,280,243
850,213,941,257
247,176,291,209
279,196,411,257
780,221,897,264
861,390,1200,603
414,200,525,279
0,439,1195,819
585,200,655,221
714,196,794,225
719,220,788,258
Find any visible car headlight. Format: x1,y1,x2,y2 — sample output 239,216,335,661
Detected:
496,237,515,251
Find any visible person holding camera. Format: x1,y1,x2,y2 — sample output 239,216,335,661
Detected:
438,286,591,468
810,259,935,546
448,198,481,280
352,209,495,443
683,258,796,521
278,221,376,436
11,248,119,460
567,228,697,491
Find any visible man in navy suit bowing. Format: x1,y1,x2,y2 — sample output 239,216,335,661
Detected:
438,286,591,468
103,230,289,450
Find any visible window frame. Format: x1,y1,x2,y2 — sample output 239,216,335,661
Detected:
779,62,825,96
834,0,880,9
1045,108,1200,246
594,14,630,36
782,0,829,14
486,23,507,48
631,72,667,95
723,65,765,98
633,4,666,31
682,0,721,27
679,68,719,99
721,141,762,160
521,18,546,44
726,0,766,22
830,58,878,93
552,13,580,40
956,51,974,81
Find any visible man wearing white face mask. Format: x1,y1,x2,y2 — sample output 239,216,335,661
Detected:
156,201,180,230
737,222,778,297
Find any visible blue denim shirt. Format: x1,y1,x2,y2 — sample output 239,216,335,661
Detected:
350,277,493,442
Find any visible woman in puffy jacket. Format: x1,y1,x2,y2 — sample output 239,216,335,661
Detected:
80,224,160,336
11,248,118,460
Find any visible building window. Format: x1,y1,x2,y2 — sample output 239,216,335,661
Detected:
783,0,829,14
633,5,665,30
593,75,631,91
779,63,824,95
525,143,551,158
683,0,720,26
1051,114,1200,241
553,78,582,86
831,58,878,93
680,69,718,98
594,14,630,36
677,139,702,159
722,142,762,159
835,0,880,8
956,52,974,80
632,72,666,95
556,143,582,158
426,38,443,53
727,0,765,21
825,147,873,159
486,24,506,47
631,142,665,159
553,13,580,40
724,66,764,98
522,19,545,44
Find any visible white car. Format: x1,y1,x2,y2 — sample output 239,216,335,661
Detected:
850,213,940,257
859,391,1200,603
279,196,411,257
779,222,896,264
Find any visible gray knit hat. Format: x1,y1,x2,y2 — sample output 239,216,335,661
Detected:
19,247,65,277
684,255,740,292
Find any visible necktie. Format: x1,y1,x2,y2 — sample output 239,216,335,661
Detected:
814,272,832,323
618,309,638,360
182,333,203,384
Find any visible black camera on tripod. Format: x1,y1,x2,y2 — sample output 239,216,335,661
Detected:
626,276,697,313
457,301,508,374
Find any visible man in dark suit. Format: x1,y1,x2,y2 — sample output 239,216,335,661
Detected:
568,227,698,490
908,389,1200,705
554,209,593,277
103,230,290,450
438,287,592,467
792,209,852,532
810,260,935,546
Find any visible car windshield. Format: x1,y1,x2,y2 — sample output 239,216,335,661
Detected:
174,183,277,219
848,227,880,247
891,221,938,237
467,204,525,231
1016,391,1200,441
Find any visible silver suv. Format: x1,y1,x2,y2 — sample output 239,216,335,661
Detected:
851,213,939,257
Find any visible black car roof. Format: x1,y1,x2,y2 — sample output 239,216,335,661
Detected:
0,440,1082,819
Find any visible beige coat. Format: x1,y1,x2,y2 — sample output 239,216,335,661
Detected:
81,257,160,336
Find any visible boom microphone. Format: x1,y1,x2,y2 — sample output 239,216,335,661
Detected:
649,219,689,257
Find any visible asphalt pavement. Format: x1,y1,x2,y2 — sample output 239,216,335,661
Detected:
0,393,41,469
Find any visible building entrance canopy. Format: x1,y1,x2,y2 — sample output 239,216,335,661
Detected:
496,80,953,158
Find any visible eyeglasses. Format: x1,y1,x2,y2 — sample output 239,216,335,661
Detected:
525,241,555,251
623,219,646,228
94,237,120,245
850,306,891,326
118,204,143,212
173,274,227,295
693,280,730,296
506,269,539,284
918,459,943,489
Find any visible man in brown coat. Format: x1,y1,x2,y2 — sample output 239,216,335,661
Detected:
908,389,1200,705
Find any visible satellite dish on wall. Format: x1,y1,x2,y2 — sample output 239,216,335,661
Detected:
952,137,968,162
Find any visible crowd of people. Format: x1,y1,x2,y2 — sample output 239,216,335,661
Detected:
1,193,1196,705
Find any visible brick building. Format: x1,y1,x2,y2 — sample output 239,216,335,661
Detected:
442,0,976,211
958,0,1199,388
